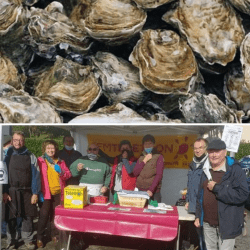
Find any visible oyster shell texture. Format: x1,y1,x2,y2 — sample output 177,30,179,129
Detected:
129,29,198,94
71,0,147,45
91,51,146,105
0,83,62,123
162,0,245,66
179,92,241,123
1,0,250,123
35,56,102,114
228,0,250,15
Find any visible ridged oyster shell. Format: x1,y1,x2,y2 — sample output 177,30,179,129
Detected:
0,53,26,89
228,0,250,15
35,56,102,114
179,92,242,123
0,83,62,123
91,51,147,105
129,29,198,94
133,0,174,9
162,0,245,66
26,3,92,60
71,0,147,45
22,0,39,6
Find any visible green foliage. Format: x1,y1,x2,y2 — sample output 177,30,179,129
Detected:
235,142,250,160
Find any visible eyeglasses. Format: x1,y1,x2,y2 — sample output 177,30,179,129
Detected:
12,139,24,143
88,148,98,152
194,146,206,151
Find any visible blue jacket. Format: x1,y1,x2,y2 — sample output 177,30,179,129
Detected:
195,156,249,240
186,156,208,213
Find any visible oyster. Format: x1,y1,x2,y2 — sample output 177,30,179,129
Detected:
0,83,62,123
68,103,148,123
71,0,147,45
179,92,242,123
228,0,250,15
162,0,245,66
26,3,92,60
129,29,198,94
133,0,174,9
22,0,39,6
91,51,147,105
35,56,102,114
0,53,26,90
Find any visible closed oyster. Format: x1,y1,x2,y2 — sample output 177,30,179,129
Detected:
0,83,62,123
26,4,92,60
0,53,26,89
22,0,39,6
129,29,198,94
35,56,102,114
71,0,147,45
179,92,242,123
162,0,245,66
91,51,147,105
228,0,250,15
133,0,174,9
69,103,148,123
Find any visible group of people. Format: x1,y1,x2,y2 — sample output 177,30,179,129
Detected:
1,131,164,250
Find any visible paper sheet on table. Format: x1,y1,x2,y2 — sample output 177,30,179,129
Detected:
148,203,174,211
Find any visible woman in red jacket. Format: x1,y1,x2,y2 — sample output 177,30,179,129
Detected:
37,140,71,248
110,140,137,193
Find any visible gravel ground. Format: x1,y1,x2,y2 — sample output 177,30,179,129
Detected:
1,210,250,250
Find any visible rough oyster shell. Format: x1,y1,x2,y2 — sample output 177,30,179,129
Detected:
69,103,148,123
228,0,250,15
129,29,198,94
133,0,174,9
35,56,102,114
179,92,242,123
22,0,39,6
162,0,245,66
0,83,62,123
91,51,147,105
26,4,92,60
0,53,26,89
71,0,147,45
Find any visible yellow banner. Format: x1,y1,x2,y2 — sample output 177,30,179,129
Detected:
87,134,198,169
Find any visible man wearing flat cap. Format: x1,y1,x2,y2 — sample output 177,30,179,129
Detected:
194,138,249,250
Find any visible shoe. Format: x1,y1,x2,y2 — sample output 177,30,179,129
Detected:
37,240,44,248
6,242,17,250
25,242,36,250
52,236,58,243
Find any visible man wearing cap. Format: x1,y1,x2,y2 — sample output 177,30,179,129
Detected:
110,140,137,193
194,138,249,250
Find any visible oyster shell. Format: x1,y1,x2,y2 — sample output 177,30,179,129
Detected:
162,0,245,66
35,56,102,114
0,83,62,123
91,51,147,105
228,0,250,15
26,4,92,60
68,103,148,123
133,0,174,9
129,29,198,94
0,53,26,89
22,0,39,6
179,92,242,123
71,0,147,45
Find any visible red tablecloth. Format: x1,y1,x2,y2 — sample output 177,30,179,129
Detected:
55,204,179,242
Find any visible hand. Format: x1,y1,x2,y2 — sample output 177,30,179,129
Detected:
147,190,153,197
31,194,38,204
207,181,216,191
185,202,189,210
101,186,108,194
194,218,200,228
77,163,84,171
54,164,61,174
3,193,11,203
143,154,152,164
122,151,128,159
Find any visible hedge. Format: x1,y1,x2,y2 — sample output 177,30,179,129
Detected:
234,143,250,160
25,138,64,158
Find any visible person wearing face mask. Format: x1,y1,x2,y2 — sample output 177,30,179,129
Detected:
110,140,137,194
58,136,82,185
133,134,164,202
70,143,111,198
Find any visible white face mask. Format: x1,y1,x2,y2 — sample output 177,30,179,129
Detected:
87,153,98,161
65,145,74,151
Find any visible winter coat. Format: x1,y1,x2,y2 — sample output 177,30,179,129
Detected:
196,156,249,240
38,156,72,201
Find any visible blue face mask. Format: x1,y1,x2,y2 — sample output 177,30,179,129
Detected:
144,147,153,154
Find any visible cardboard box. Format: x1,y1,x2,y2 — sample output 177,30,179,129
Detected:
64,185,88,209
